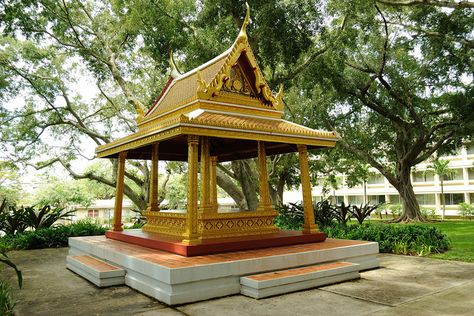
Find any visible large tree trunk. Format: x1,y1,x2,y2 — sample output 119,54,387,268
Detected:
269,175,285,207
216,168,247,210
393,163,425,222
232,160,259,210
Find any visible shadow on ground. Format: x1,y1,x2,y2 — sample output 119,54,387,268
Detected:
3,248,474,316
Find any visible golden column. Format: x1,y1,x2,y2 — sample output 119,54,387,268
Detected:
113,151,127,231
297,144,318,234
183,135,200,245
210,156,218,212
200,136,211,213
148,143,160,212
257,141,271,211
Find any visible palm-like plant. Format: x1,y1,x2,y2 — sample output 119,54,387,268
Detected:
23,205,75,229
427,158,455,220
0,251,22,289
0,200,29,235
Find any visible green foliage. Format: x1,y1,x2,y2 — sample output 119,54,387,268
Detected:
428,221,474,262
458,203,474,220
0,280,15,316
420,207,437,220
0,161,21,204
389,204,402,217
125,222,145,230
0,251,22,289
1,220,106,250
161,173,187,210
0,203,74,235
333,201,352,226
275,203,304,230
22,205,75,230
0,201,30,235
314,200,337,227
29,177,96,208
322,223,450,256
351,202,385,224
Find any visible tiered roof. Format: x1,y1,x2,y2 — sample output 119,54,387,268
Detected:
96,3,337,161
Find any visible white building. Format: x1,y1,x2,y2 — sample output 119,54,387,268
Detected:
284,145,474,217
72,199,136,224
71,197,240,224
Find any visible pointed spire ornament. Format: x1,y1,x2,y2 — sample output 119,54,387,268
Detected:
169,50,182,79
237,2,250,43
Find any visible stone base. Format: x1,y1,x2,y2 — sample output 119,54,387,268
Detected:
105,229,327,256
240,261,360,299
66,254,125,287
68,235,379,305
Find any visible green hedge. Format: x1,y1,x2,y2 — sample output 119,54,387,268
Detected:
1,220,106,250
0,280,15,316
322,223,450,256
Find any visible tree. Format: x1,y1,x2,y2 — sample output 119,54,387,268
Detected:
0,0,325,211
0,161,21,204
427,158,455,220
345,164,373,205
292,0,473,221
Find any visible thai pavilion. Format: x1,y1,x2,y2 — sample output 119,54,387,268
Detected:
96,4,338,254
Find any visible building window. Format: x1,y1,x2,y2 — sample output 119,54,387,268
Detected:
87,209,99,217
335,196,345,204
368,174,384,184
368,195,386,205
470,193,474,203
389,195,401,204
415,194,436,205
443,194,464,205
467,144,474,155
468,168,474,180
313,196,323,202
348,195,363,205
413,171,434,182
443,169,464,181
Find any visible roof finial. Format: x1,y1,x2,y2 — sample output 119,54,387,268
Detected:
237,2,250,42
275,84,284,111
169,50,182,79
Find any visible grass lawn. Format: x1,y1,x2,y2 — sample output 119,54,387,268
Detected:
423,221,474,262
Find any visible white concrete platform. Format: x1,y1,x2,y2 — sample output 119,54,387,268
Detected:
240,261,360,299
68,236,379,305
66,254,125,287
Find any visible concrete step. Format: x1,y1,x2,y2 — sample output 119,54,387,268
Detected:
240,261,360,299
67,255,125,287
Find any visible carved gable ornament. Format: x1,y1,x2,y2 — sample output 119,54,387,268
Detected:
195,3,284,111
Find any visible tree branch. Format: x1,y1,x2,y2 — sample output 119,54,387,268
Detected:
377,0,474,9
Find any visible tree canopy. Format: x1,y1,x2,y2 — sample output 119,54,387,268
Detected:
0,0,472,221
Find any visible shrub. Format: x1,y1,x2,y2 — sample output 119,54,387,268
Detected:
314,200,336,227
2,220,106,250
458,202,474,220
0,203,74,235
333,202,352,226
420,207,437,220
322,223,450,255
0,251,22,288
389,204,402,218
23,205,75,229
275,203,304,230
350,202,385,224
0,280,15,316
0,202,29,235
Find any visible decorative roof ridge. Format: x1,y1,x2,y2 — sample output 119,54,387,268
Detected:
195,3,285,111
172,48,231,83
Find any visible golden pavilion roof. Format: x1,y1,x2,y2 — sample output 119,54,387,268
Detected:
96,4,337,161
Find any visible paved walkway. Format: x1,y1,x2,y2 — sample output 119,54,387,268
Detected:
3,248,474,316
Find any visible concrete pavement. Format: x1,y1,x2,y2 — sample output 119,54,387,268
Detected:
3,248,474,315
